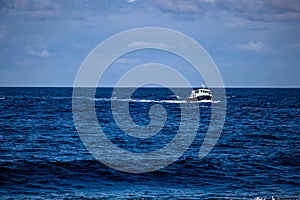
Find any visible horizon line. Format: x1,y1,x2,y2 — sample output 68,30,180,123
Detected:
0,85,299,88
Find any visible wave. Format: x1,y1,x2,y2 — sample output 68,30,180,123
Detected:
91,98,220,104
1,96,72,101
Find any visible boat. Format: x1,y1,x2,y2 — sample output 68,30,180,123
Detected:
187,87,212,102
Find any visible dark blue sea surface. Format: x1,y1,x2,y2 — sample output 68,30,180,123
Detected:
0,87,299,199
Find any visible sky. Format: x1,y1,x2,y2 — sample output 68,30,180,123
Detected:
0,0,300,87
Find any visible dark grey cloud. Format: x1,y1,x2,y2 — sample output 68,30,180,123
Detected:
0,0,299,86
2,0,300,22
153,0,300,22
210,0,300,22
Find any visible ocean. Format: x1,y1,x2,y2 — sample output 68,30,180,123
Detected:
0,87,299,199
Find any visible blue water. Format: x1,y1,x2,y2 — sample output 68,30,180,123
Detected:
0,87,299,199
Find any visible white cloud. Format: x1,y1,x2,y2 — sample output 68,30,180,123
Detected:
236,41,266,52
294,43,300,48
29,49,51,58
127,0,136,3
202,0,216,3
38,49,51,57
156,0,199,14
128,41,171,49
0,26,8,41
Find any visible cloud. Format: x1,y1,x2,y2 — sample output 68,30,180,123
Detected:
0,26,8,41
1,0,60,20
29,49,51,58
202,0,216,3
236,41,266,52
153,0,300,22
128,41,171,49
294,43,300,48
3,0,300,23
0,0,299,87
264,0,300,12
218,0,300,22
155,0,200,14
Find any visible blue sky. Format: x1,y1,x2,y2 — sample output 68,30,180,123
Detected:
0,0,299,87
